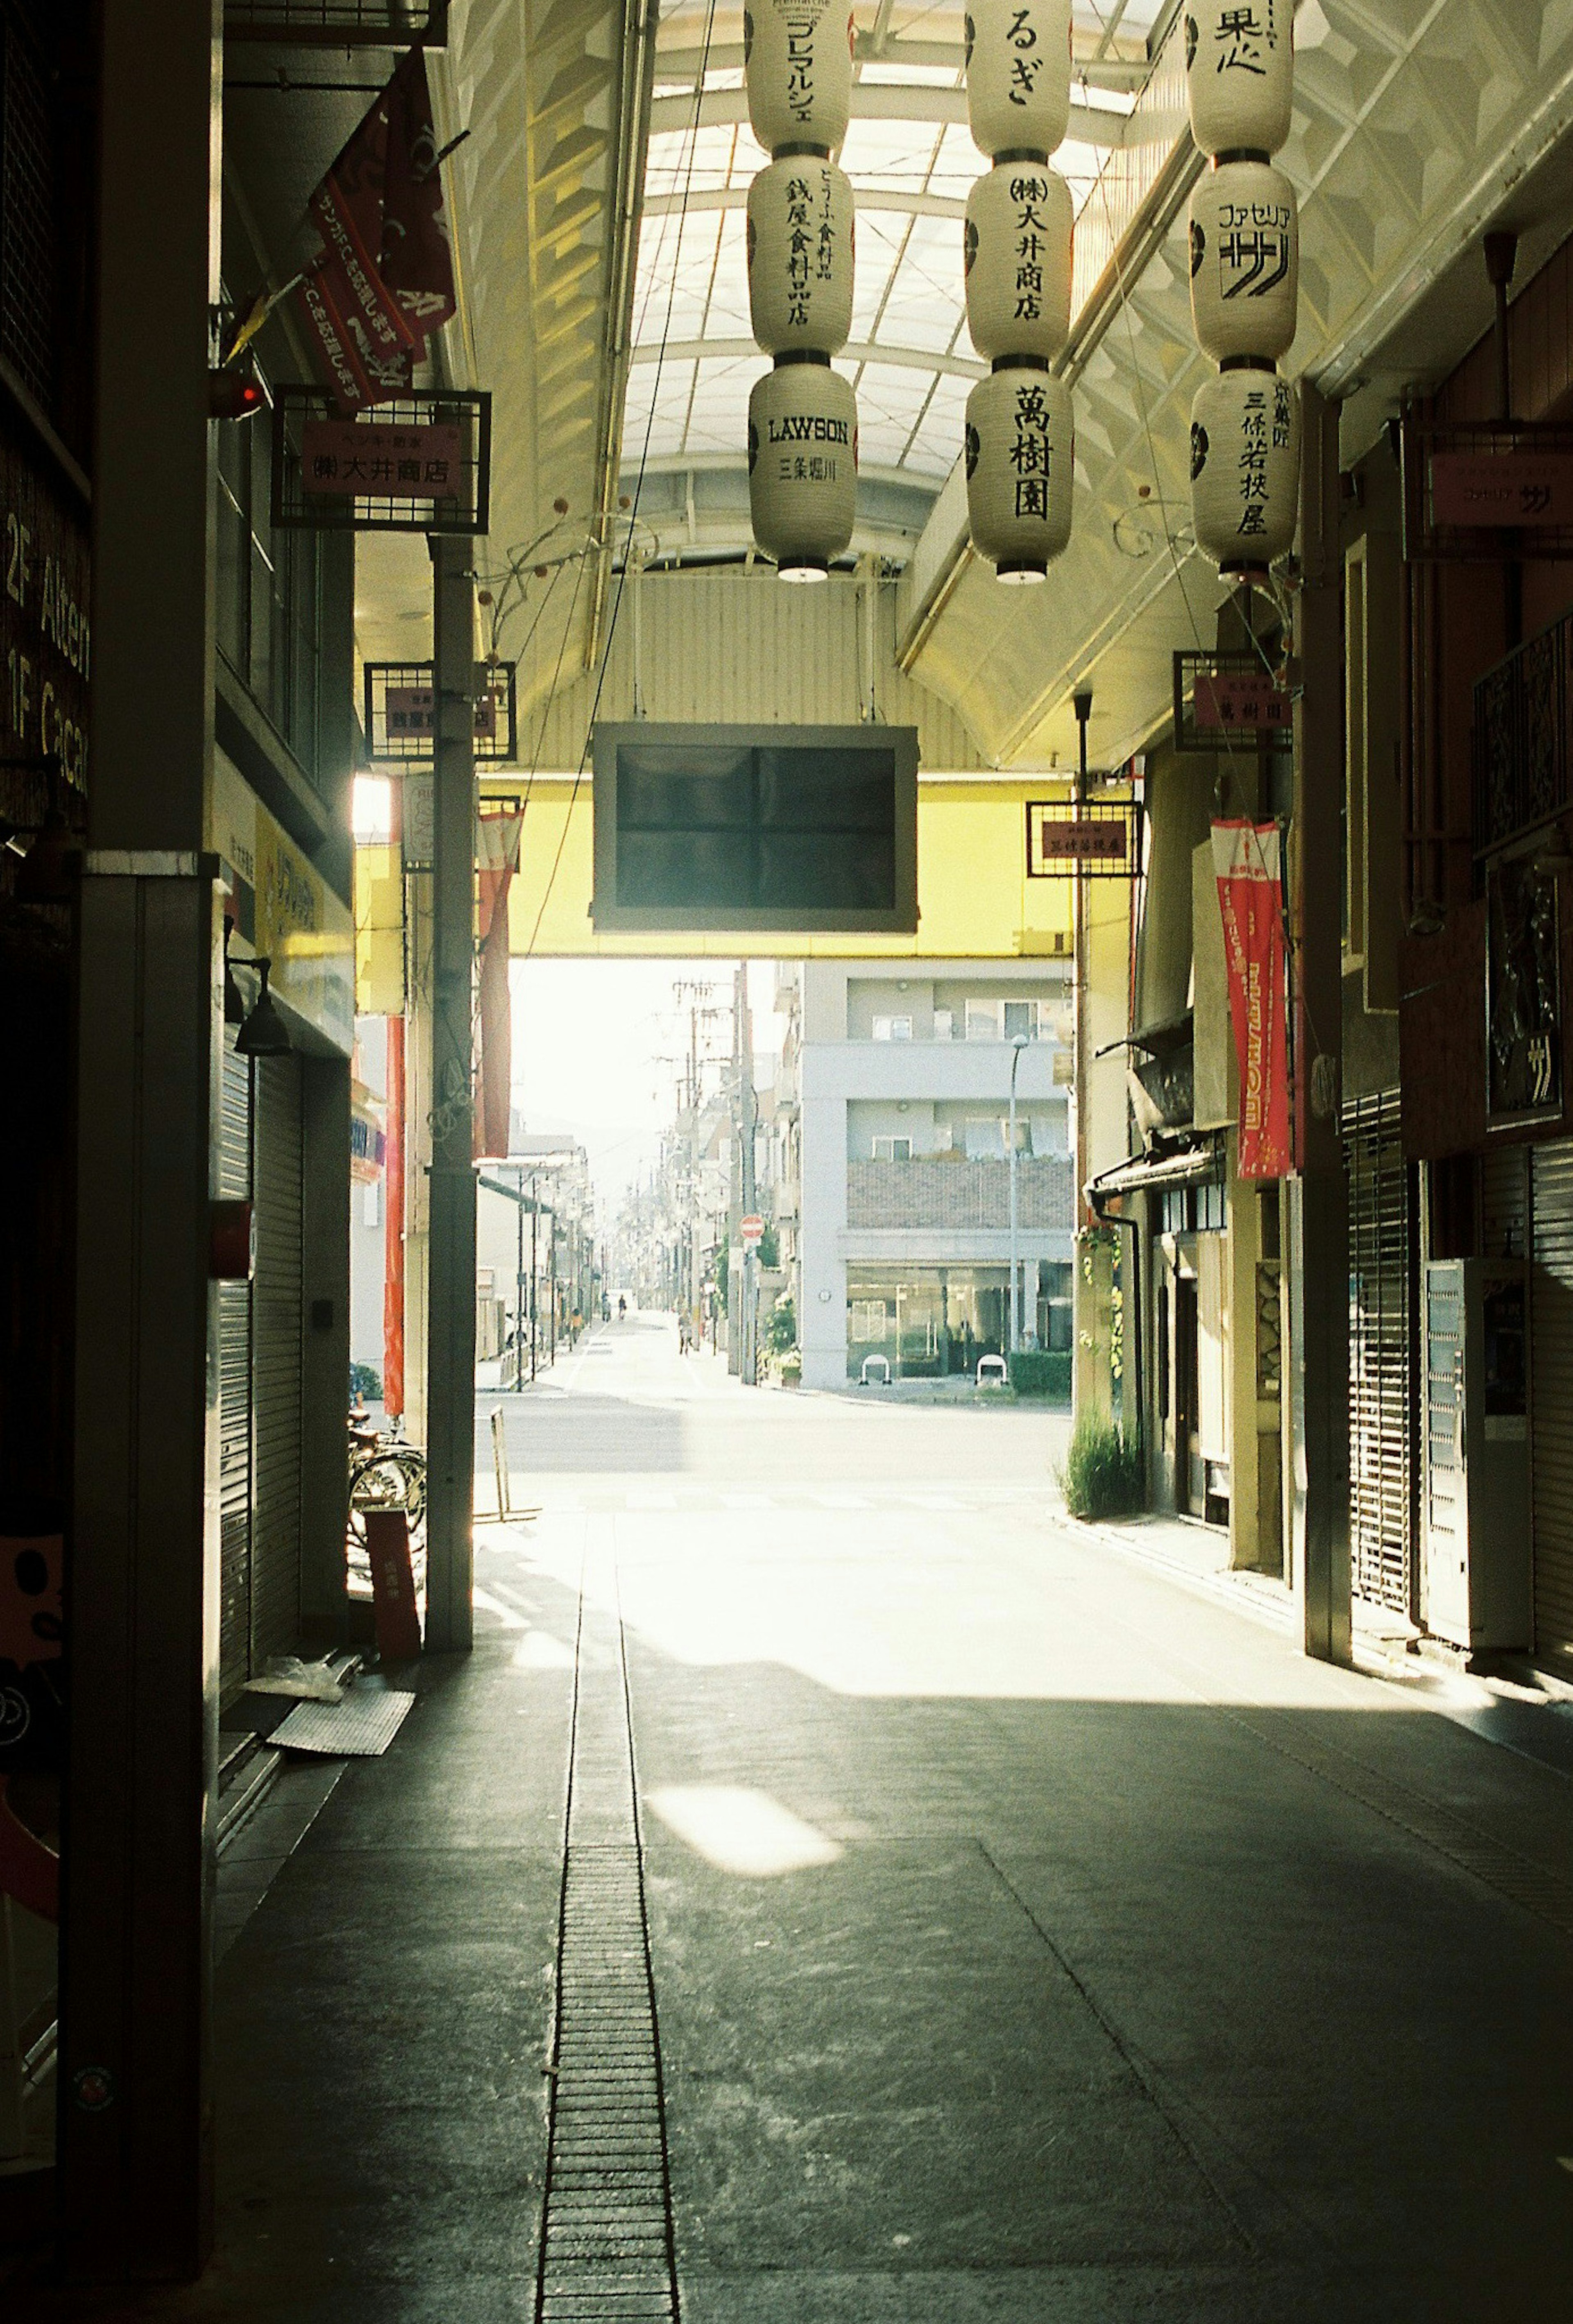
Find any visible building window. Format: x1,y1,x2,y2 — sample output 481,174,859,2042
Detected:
933,1008,954,1041
1003,999,1040,1042
850,1298,892,1341
964,1001,1000,1041
363,1180,380,1228
872,1135,913,1160
963,1118,1005,1160
872,1014,913,1041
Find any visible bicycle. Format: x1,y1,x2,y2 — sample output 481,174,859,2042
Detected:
347,1409,427,1595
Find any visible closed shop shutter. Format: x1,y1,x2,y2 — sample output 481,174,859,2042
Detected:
217,1037,253,1708
252,1053,303,1672
1345,1091,1414,1616
1531,1139,1573,1659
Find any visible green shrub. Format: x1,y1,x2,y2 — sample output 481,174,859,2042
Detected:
1008,1348,1072,1400
349,1361,382,1403
1058,1416,1144,1519
766,1295,797,1355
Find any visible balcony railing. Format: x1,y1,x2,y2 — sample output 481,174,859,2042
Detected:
847,1157,1072,1234
1473,607,1573,857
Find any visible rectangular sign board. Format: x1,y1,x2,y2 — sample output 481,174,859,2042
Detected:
365,659,517,763
1430,452,1573,529
592,723,918,935
272,386,490,534
1026,802,1135,879
1173,649,1295,754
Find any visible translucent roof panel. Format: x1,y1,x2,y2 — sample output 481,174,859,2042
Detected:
627,2,1163,496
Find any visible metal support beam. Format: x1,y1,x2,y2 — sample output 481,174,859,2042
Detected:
60,0,222,2280
1294,385,1352,1664
424,531,477,1654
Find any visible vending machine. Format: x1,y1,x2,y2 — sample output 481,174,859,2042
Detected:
1422,1258,1531,1651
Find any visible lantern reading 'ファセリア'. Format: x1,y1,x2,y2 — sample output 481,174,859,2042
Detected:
1190,365,1299,573
1189,159,1298,365
748,155,854,356
966,0,1073,161
744,2,854,156
965,164,1074,364
965,362,1074,583
1183,0,1293,159
748,357,858,580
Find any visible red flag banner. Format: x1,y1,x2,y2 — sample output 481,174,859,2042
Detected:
293,51,457,415
1211,819,1293,1179
474,811,521,1162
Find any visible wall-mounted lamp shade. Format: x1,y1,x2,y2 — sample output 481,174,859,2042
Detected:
235,957,293,1057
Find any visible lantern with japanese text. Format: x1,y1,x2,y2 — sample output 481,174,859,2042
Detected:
748,156,855,356
965,163,1074,363
1190,365,1299,573
1184,0,1293,160
745,1,854,156
1189,158,1298,364
966,0,1074,161
748,356,858,580
965,361,1074,582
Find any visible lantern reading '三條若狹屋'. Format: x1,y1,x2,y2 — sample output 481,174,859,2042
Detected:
1190,366,1300,572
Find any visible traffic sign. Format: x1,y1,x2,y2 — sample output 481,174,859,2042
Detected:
740,1214,764,1250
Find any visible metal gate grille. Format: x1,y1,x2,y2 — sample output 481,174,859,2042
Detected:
218,1039,253,1708
252,1054,303,1672
0,9,55,414
1532,1139,1573,1661
1345,1090,1415,1615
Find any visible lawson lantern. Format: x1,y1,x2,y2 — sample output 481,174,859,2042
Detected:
748,155,855,356
748,356,857,581
1189,365,1299,574
965,362,1074,583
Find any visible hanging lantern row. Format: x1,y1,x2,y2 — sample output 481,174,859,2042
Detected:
1185,0,1299,573
744,4,858,580
963,0,1076,584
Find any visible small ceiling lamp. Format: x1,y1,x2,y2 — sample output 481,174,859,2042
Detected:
235,956,292,1057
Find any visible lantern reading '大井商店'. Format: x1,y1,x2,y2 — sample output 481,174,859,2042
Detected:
748,156,854,356
744,1,854,157
965,164,1074,365
965,363,1074,581
1189,159,1298,365
1183,0,1293,160
1190,366,1299,572
748,358,858,580
966,0,1073,161
745,2,859,575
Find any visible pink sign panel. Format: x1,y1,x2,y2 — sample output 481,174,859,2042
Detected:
1194,672,1291,731
385,684,499,744
301,418,463,496
1430,451,1573,527
1034,816,1128,863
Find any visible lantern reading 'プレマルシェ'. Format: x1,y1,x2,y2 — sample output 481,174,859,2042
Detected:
965,362,1074,582
1183,0,1293,160
1190,365,1299,573
748,155,854,356
744,1,854,156
748,357,858,580
965,165,1074,365
966,0,1073,162
1189,159,1298,365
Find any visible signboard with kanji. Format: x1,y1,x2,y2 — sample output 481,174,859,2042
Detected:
1173,650,1295,755
272,387,490,534
1402,417,1573,562
364,659,518,765
1025,802,1136,879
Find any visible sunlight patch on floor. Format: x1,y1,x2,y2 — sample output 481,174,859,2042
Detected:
646,1785,843,1877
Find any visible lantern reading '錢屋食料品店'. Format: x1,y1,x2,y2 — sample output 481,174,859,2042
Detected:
748,155,855,356
748,358,858,580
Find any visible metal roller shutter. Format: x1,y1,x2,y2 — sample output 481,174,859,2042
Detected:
252,1053,303,1672
1531,1139,1573,1660
1345,1090,1415,1615
217,1037,253,1708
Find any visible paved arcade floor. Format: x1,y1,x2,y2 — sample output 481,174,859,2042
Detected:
22,1314,1573,2319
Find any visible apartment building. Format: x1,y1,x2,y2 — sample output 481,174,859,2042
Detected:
777,961,1077,1389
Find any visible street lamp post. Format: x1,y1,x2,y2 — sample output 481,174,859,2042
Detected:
1009,1033,1029,1357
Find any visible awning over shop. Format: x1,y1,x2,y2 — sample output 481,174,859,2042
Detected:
1086,1139,1223,1220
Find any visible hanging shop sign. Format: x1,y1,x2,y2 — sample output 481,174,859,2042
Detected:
747,156,855,356
1026,800,1135,877
1485,854,1562,1130
1401,419,1573,560
1172,648,1294,751
271,386,491,534
364,659,518,764
964,164,1074,365
747,359,858,579
0,400,90,794
966,0,1073,160
1190,368,1299,574
744,0,854,154
1211,818,1292,1178
1188,159,1299,365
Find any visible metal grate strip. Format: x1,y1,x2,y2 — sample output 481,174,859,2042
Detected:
537,1540,678,2324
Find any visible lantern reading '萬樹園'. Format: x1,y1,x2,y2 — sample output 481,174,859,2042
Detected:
965,362,1074,582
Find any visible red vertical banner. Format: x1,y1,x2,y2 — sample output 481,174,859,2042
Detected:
1211,819,1293,1179
474,810,521,1161
383,1013,406,1420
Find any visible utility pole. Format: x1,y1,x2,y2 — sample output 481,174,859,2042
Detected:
514,1165,526,1392
530,1172,538,1382
737,961,759,1384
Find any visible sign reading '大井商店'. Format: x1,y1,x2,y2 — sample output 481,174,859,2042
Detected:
1,401,90,790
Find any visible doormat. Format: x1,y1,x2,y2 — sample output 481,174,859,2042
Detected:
269,1684,415,1758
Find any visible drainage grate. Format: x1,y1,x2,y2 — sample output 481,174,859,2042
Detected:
537,1542,678,2323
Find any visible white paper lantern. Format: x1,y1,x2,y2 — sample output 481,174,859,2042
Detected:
965,163,1074,363
1190,366,1299,572
966,364,1074,581
1189,159,1298,364
748,156,854,356
966,0,1073,161
745,1,854,156
1184,0,1293,158
748,359,857,578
